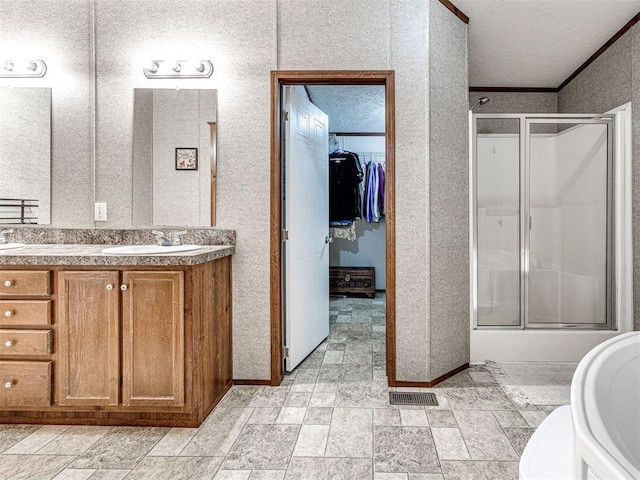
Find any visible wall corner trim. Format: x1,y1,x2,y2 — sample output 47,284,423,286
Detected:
438,0,470,24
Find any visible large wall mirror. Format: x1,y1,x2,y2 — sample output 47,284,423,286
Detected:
132,89,218,227
0,87,52,225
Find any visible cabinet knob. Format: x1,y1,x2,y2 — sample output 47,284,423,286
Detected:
106,284,114,291
4,310,13,318
120,285,128,291
3,280,13,287
345,274,351,282
4,340,13,348
4,381,13,389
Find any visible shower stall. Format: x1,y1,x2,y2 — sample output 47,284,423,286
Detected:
470,108,633,362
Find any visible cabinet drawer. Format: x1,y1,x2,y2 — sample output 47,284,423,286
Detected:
0,330,52,356
0,361,51,407
0,300,51,326
0,271,51,297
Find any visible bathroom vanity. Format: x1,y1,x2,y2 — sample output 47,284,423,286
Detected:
0,240,233,427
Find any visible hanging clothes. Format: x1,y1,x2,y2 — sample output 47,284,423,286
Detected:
361,159,385,223
329,151,363,222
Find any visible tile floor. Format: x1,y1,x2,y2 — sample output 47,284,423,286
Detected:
0,294,570,480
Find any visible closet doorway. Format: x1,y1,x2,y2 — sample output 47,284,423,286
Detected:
270,71,396,386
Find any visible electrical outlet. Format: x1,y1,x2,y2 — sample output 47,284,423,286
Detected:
94,202,107,222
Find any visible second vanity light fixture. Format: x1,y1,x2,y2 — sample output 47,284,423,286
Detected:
0,59,47,78
143,60,213,79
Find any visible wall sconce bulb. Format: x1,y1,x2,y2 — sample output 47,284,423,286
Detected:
172,62,182,73
195,62,205,73
3,61,13,72
26,61,37,71
143,59,212,79
0,59,46,78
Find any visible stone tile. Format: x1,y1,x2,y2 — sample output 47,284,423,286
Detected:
213,471,251,480
431,428,471,460
284,392,312,407
303,407,333,425
217,386,259,407
445,387,515,410
0,425,41,453
323,350,345,364
52,469,96,480
373,426,440,473
148,428,198,456
503,427,535,456
427,410,457,428
492,410,528,429
453,411,518,461
437,372,476,387
275,407,306,424
336,315,351,323
37,426,111,455
335,380,373,408
440,460,519,479
399,408,429,426
70,427,168,469
247,408,280,425
85,470,130,480
248,387,290,407
408,475,444,480
519,410,547,428
327,342,346,351
222,424,300,470
127,456,223,480
325,407,372,458
3,425,70,454
249,471,286,480
373,369,388,381
313,380,339,393
375,473,408,480
468,372,497,384
0,454,76,480
284,457,372,479
181,407,253,456
540,405,563,415
374,408,401,426
292,424,330,457
309,392,336,407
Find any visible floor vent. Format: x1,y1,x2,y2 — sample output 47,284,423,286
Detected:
389,392,438,406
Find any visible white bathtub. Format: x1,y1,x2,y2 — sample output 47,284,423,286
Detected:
571,331,640,479
520,332,640,479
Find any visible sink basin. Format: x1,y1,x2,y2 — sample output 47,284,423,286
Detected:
0,243,26,250
101,245,201,255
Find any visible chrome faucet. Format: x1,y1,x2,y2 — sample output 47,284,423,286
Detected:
0,229,13,245
152,230,172,246
171,231,188,246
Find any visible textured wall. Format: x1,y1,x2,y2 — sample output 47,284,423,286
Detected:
428,0,469,379
558,24,639,331
94,0,276,379
0,0,93,227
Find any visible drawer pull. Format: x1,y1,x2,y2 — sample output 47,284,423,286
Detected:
3,280,13,288
4,340,13,348
4,310,13,318
106,284,114,291
120,285,128,291
345,274,351,282
4,381,14,389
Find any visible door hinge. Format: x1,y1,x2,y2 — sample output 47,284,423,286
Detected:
284,346,290,359
282,229,289,241
283,110,289,121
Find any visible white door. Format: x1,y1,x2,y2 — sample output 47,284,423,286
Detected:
283,86,330,371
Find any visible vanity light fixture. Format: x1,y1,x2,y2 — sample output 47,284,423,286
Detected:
0,59,47,78
143,60,213,79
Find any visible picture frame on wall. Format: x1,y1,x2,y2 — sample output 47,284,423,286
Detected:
175,147,198,170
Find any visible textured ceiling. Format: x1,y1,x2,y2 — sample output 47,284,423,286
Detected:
454,0,640,88
306,85,385,133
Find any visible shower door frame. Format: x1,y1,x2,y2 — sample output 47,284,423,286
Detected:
471,113,616,331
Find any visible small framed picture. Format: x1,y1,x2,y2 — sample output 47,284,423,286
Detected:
175,147,198,170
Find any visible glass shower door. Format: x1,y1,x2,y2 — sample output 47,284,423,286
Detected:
475,117,521,327
526,119,613,328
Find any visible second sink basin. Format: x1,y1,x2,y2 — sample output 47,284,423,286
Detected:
0,242,26,250
101,245,201,255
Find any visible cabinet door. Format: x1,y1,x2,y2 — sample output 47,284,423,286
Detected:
122,271,184,407
57,271,120,406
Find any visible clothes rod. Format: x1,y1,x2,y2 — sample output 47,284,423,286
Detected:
330,132,385,137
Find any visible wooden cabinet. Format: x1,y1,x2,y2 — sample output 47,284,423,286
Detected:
0,256,232,427
329,266,376,297
57,271,120,406
0,270,53,408
121,271,184,407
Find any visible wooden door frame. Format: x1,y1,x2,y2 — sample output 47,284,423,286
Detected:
270,70,396,386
